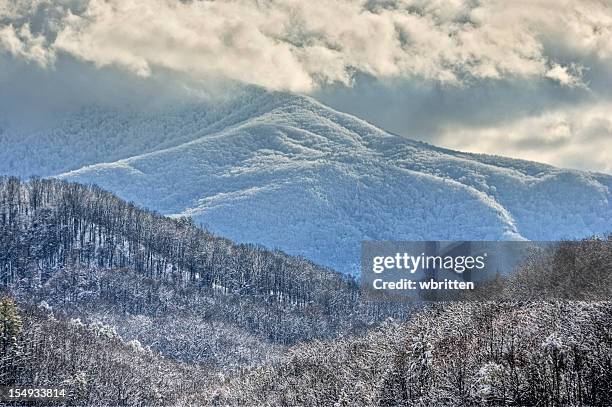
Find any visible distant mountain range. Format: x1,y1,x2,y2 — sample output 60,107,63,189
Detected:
1,88,610,274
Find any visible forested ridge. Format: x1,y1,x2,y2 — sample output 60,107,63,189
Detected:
0,175,353,304
0,299,209,406
0,176,407,345
219,300,612,406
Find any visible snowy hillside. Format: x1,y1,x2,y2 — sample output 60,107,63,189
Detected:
2,89,610,274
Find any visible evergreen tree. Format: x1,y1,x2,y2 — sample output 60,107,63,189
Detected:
0,296,22,353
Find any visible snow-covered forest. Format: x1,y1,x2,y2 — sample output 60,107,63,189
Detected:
219,300,612,406
1,177,610,406
0,177,412,343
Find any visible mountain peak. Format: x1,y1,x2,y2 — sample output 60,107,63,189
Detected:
1,90,610,274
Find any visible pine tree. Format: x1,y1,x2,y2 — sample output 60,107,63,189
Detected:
0,296,22,353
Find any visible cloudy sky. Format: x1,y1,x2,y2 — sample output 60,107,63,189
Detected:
1,0,611,173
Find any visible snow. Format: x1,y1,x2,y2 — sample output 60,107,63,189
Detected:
2,88,610,275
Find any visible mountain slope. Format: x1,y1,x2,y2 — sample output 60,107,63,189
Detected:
0,177,380,347
2,89,610,274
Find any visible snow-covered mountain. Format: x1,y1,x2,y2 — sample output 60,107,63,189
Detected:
2,89,610,274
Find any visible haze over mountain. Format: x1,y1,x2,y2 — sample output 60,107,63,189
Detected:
1,89,610,274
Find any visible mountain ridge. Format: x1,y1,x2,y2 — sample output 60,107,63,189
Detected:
1,89,610,274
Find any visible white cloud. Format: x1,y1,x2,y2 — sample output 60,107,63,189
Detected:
1,0,612,92
437,102,612,173
0,24,55,67
545,64,584,87
1,0,611,174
